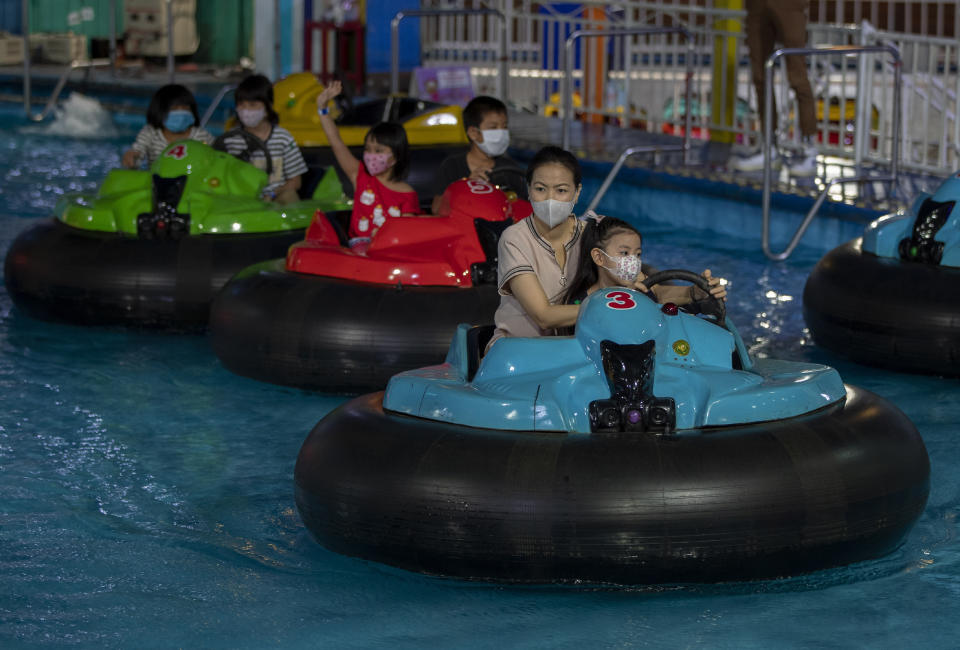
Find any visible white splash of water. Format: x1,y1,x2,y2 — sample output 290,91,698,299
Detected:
36,92,119,138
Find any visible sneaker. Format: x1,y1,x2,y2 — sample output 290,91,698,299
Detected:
788,146,818,177
731,147,781,172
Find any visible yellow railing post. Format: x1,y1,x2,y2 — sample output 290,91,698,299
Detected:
710,0,743,144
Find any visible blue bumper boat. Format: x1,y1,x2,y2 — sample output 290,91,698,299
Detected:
804,172,960,375
295,271,929,584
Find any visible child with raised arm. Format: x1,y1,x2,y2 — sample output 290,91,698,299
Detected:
315,81,418,247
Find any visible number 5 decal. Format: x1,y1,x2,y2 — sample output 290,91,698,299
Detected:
466,179,494,194
604,290,637,310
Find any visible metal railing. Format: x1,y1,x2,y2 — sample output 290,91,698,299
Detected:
562,26,694,156
761,44,903,261
583,144,687,215
23,58,112,121
199,84,237,130
391,8,508,98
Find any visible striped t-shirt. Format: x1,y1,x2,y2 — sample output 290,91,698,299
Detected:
220,125,308,194
130,124,214,166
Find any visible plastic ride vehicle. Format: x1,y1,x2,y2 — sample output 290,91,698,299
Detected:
295,272,930,584
804,171,960,375
210,177,532,392
272,73,469,204
4,140,350,329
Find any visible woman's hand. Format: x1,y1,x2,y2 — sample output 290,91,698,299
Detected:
692,269,727,302
316,80,343,110
122,149,142,169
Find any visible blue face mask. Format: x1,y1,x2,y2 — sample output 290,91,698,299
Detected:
164,109,194,133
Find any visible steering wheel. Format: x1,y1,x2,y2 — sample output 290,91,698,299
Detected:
642,269,726,325
212,128,273,177
487,167,528,198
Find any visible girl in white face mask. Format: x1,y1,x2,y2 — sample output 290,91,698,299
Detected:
486,146,586,350
562,216,728,316
220,74,308,204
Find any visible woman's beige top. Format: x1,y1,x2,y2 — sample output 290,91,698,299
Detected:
488,216,584,347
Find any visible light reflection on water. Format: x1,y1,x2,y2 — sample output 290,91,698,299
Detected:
0,103,957,648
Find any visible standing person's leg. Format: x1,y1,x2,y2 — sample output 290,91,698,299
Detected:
746,0,778,137
772,0,816,138
733,0,781,170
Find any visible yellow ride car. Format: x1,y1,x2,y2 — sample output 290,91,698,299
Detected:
272,72,468,147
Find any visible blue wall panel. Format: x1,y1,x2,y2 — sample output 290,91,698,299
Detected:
365,0,419,75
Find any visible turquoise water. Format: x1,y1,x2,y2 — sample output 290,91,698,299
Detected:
1,102,958,648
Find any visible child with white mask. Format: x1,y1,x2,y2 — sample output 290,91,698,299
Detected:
487,146,586,350
316,80,418,249
563,216,727,313
431,96,527,214
219,74,307,204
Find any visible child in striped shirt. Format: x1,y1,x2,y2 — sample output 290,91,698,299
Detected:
122,84,213,168
219,74,308,204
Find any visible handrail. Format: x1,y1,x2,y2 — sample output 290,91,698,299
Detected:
762,44,902,261
563,26,694,162
391,8,508,98
583,144,686,215
23,58,112,122
199,84,237,129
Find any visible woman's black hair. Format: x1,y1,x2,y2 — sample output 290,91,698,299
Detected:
146,84,199,129
235,74,279,125
365,122,411,180
525,145,582,187
563,216,642,306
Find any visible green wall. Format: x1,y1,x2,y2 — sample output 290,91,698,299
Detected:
26,0,251,64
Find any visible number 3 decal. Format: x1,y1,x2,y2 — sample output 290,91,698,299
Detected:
604,290,636,310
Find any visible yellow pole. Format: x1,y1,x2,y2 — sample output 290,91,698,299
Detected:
710,0,743,144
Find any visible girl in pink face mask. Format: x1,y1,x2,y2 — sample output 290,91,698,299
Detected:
564,216,728,310
316,80,419,246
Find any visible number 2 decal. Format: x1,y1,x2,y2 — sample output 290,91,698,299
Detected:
165,144,187,160
604,290,636,310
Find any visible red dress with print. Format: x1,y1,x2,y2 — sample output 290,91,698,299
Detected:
349,164,420,239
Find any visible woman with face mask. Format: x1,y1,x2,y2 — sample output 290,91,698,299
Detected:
562,216,727,316
219,74,309,204
122,84,213,169
316,81,419,248
486,146,586,349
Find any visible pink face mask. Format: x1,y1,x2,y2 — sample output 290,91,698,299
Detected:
363,152,393,176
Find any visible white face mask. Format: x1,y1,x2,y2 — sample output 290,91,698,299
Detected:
476,128,510,157
531,199,575,229
237,107,266,128
600,249,641,284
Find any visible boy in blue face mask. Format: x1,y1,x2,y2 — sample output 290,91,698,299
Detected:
122,84,213,168
430,95,527,213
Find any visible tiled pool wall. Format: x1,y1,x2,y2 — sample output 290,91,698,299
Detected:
513,148,882,257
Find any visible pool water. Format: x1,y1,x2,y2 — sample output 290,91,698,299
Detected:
1,101,958,648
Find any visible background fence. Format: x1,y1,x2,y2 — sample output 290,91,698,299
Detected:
413,0,960,176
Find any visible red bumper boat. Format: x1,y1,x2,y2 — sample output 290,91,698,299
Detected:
209,179,530,392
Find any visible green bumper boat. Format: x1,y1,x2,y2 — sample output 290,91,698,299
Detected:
4,140,350,329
